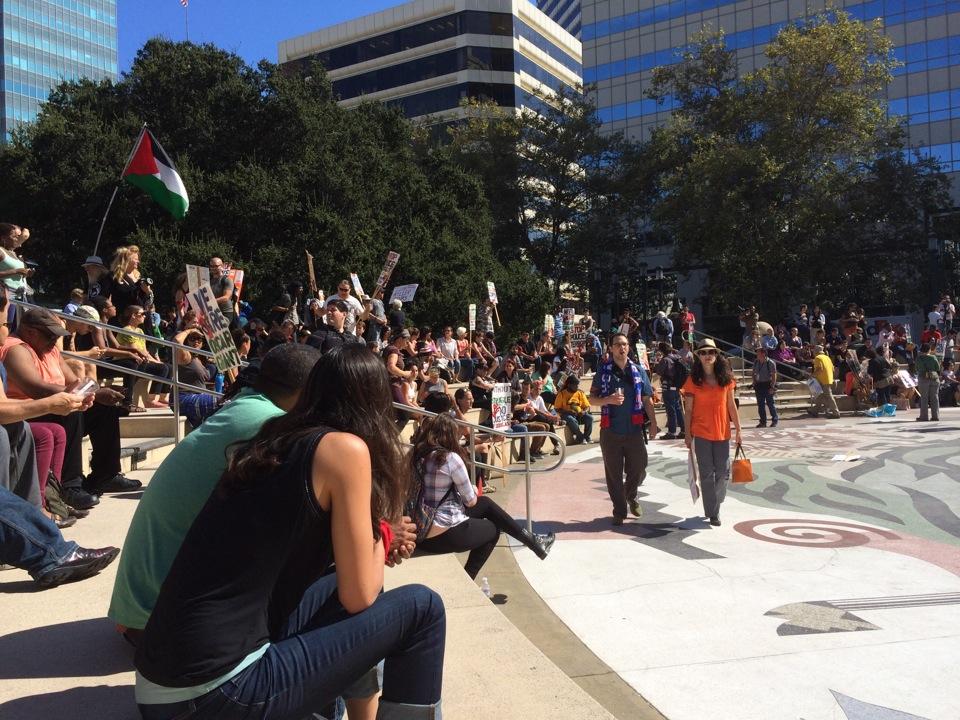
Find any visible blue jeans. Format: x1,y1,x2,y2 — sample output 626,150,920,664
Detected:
0,485,77,579
755,383,778,424
138,575,445,720
661,388,684,435
560,411,593,441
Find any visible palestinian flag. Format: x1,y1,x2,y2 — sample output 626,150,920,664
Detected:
122,128,189,219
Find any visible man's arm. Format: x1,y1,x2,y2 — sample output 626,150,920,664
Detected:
642,395,658,438
3,345,67,398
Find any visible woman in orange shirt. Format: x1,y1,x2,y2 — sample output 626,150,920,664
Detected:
682,339,742,526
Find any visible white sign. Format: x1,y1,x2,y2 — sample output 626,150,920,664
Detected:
186,264,210,295
373,251,400,295
563,307,575,335
544,314,553,334
468,303,476,332
389,283,418,303
350,272,365,299
490,383,512,431
865,315,914,342
487,281,498,305
185,283,242,373
898,369,916,389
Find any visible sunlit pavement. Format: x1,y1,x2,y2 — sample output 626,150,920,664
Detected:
505,408,960,720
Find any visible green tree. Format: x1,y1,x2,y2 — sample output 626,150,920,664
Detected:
0,39,538,329
643,12,949,316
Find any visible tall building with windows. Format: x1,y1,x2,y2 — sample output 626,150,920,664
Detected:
278,0,581,124
537,0,581,38
581,0,960,179
0,0,118,139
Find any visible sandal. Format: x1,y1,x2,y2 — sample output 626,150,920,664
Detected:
123,404,147,413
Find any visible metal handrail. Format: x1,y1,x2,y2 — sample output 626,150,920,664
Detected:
691,329,815,382
394,401,565,534
13,299,231,444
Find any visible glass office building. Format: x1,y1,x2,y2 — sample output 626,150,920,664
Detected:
279,0,581,123
581,0,960,181
1,0,118,138
537,0,581,37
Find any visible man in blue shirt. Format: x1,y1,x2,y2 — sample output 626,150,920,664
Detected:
589,333,659,526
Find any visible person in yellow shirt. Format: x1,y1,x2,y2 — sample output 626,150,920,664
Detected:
554,376,594,444
809,344,840,419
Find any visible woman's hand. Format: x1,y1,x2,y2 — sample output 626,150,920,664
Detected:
735,429,743,446
685,433,692,449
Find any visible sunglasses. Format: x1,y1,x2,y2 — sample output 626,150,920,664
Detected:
698,349,718,357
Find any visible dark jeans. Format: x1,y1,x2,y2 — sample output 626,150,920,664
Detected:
559,411,593,442
416,496,540,579
754,382,778,424
875,382,893,406
599,428,647,519
138,574,445,720
661,388,685,435
0,485,76,579
1,421,40,506
115,359,172,395
36,403,123,489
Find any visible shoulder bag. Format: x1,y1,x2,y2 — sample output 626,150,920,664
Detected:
731,443,755,484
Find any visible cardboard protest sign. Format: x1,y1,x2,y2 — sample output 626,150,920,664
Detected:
544,314,553,334
186,264,210,295
490,383,512,431
468,303,476,332
569,329,587,350
226,267,244,300
898,369,916,389
185,283,242,373
487,281,498,304
389,284,418,303
563,307,575,335
635,341,650,370
373,251,400,295
350,273,365,299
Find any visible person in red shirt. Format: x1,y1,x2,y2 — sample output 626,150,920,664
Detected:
679,304,696,344
921,325,942,345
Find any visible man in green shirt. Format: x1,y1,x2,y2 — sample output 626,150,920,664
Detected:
916,342,942,422
109,344,321,632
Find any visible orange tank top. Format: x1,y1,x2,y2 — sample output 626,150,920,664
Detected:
0,336,65,400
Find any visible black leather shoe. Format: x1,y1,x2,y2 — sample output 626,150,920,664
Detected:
35,546,120,588
61,486,99,510
533,532,555,559
709,516,721,527
88,474,143,494
612,516,624,526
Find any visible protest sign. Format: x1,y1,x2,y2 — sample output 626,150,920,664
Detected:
226,267,244,301
390,283,418,303
563,307,575,335
490,383,512,431
487,281,498,304
544,314,553,334
468,303,476,332
569,329,587,350
373,251,400,295
865,315,915,342
185,283,242,373
186,264,210,295
635,341,650,370
350,272,365,299
304,250,318,296
898,369,916,389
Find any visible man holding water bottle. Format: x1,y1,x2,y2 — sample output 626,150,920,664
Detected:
589,332,658,526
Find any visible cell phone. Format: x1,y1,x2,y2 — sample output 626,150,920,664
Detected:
71,378,99,396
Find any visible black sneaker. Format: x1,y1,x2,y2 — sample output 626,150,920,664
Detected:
87,474,143,494
61,486,99,510
709,516,721,527
612,516,624,526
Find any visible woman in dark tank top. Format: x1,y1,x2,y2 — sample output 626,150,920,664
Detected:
134,345,446,720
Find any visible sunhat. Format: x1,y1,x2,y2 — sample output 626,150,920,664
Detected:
694,338,720,355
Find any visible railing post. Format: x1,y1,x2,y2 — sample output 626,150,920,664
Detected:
468,425,476,487
525,431,533,535
171,360,181,445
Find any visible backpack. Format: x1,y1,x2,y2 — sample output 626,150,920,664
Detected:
405,455,455,542
669,356,689,388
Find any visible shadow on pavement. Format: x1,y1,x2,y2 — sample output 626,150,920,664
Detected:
0,685,134,720
0,617,133,678
108,491,144,500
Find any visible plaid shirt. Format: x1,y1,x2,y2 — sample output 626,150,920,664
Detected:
422,450,477,529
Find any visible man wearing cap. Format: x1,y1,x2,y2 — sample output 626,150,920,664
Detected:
809,344,840,419
81,255,112,300
0,308,134,510
589,332,659,525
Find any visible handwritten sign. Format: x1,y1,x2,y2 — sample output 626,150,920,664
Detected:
185,264,210,295
544,314,553,334
389,283,418,303
373,251,400,295
490,383,512,431
487,281,498,305
350,272,365,299
563,307,575,335
185,283,242,373
226,267,244,301
569,330,587,349
468,303,476,332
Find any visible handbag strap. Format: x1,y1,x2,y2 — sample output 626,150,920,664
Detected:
734,442,747,460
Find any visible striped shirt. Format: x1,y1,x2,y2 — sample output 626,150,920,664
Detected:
422,451,477,529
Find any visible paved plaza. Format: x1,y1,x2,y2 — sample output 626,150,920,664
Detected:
506,408,960,720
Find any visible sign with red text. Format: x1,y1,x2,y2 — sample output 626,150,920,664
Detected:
389,283,418,303
487,281,498,305
373,251,400,295
490,383,512,431
185,283,242,372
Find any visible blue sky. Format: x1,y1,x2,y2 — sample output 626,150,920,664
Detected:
119,0,403,72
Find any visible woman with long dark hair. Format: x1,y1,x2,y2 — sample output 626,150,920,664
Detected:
412,412,554,579
682,339,742,527
134,344,445,720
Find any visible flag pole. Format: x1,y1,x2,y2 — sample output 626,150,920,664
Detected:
92,124,147,257
185,3,189,42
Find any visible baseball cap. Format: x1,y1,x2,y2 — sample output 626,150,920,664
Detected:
82,255,106,268
73,305,100,322
21,308,70,337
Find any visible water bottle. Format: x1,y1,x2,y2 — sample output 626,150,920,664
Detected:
480,577,492,598
214,372,224,394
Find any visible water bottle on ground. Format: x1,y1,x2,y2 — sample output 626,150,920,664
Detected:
480,577,492,598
